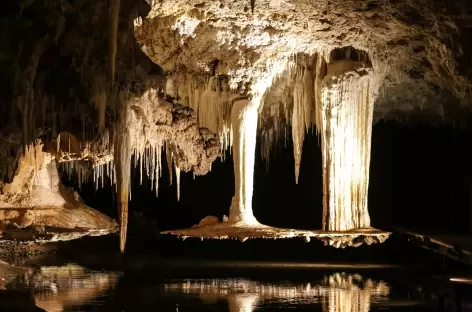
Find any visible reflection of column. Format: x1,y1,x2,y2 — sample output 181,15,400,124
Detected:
321,273,388,312
228,99,259,225
163,274,390,311
227,294,259,312
322,288,371,312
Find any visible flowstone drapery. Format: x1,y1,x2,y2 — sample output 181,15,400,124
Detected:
319,62,376,231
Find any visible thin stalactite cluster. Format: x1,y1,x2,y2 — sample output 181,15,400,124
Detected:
0,0,220,251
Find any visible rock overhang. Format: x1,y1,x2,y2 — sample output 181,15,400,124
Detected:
135,0,472,119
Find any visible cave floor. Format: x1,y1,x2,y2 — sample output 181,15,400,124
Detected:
162,222,391,248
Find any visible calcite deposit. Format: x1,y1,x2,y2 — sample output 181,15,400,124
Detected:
134,0,471,242
1,0,471,251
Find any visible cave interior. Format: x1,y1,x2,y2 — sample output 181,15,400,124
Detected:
0,0,471,255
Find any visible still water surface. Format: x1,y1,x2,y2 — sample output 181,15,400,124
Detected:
7,262,444,311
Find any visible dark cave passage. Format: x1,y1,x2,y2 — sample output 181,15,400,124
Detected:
370,120,472,234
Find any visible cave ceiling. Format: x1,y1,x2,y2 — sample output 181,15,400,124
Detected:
135,0,472,121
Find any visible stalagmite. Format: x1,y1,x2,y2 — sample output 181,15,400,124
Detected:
318,60,376,231
228,99,259,224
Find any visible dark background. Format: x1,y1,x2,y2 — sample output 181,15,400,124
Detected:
66,119,472,237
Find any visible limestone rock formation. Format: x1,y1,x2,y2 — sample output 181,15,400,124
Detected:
0,138,117,242
135,0,472,238
136,0,472,114
1,0,471,250
0,0,220,251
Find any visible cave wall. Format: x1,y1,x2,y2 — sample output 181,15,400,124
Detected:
0,0,158,181
0,0,224,250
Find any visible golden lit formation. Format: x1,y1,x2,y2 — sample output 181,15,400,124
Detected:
320,62,375,231
164,273,390,312
161,52,387,247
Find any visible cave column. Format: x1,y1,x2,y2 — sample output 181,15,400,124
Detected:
319,67,374,231
228,99,259,225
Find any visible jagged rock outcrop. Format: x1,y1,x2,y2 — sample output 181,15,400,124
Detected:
0,138,118,241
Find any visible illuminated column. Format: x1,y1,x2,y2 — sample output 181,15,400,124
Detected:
228,99,259,225
319,66,375,231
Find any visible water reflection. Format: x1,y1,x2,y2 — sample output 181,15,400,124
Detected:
322,274,389,312
164,273,390,312
14,264,120,312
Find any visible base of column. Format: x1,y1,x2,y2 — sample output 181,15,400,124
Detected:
162,222,390,248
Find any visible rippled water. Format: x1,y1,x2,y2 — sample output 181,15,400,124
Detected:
4,262,465,311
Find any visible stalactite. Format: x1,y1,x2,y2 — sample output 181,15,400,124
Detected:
258,55,317,182
114,95,131,253
93,163,108,190
250,0,256,14
108,0,120,85
166,144,173,185
175,164,181,201
292,82,303,184
61,160,92,189
92,77,107,134
314,53,326,133
294,61,315,184
14,37,48,144
319,61,375,231
302,64,314,132
178,76,233,153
